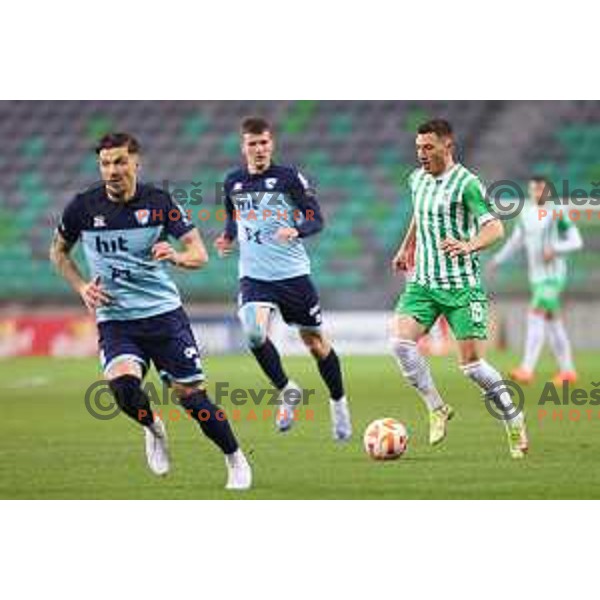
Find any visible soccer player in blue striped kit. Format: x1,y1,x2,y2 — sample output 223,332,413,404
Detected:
50,132,251,490
215,117,352,440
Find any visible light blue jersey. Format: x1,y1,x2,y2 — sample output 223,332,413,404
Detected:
58,183,194,322
223,164,324,281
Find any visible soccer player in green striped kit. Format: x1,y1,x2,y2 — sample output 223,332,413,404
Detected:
390,119,529,459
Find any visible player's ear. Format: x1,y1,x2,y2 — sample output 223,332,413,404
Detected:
132,153,141,171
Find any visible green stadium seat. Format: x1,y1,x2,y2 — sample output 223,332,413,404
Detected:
369,201,393,223
378,148,401,167
221,133,239,159
87,116,114,141
19,172,45,192
1,101,599,304
22,136,45,160
182,114,208,141
80,154,99,176
336,236,363,257
305,150,329,171
329,114,354,137
283,100,318,135
405,108,430,133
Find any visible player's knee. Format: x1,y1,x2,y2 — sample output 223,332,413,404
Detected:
105,359,143,381
390,315,421,342
459,348,482,367
459,351,480,367
171,381,204,400
177,387,211,414
457,339,483,366
243,325,268,349
390,316,404,339
390,338,420,383
390,337,415,359
301,331,329,357
108,374,141,408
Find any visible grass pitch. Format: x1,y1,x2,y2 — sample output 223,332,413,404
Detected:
1,352,599,499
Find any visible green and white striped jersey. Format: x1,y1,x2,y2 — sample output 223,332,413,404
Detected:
492,202,582,284
409,163,494,290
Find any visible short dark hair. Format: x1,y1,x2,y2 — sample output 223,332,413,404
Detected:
529,175,550,185
240,116,272,136
95,132,141,155
417,119,453,138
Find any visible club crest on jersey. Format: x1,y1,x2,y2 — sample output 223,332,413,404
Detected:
265,178,277,190
93,215,106,228
233,182,243,192
135,209,150,226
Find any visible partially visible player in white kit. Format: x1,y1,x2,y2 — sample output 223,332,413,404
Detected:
488,176,583,385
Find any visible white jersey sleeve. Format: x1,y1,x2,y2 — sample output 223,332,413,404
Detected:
491,223,524,265
553,222,583,255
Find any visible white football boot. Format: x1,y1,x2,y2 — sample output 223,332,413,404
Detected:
225,449,252,490
144,415,170,476
275,380,303,432
329,396,352,441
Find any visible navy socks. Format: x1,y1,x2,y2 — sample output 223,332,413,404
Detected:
109,375,154,427
317,349,345,401
180,389,239,455
251,338,289,390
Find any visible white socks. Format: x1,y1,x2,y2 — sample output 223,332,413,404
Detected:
391,338,444,412
547,318,575,372
225,448,246,467
522,312,546,372
392,338,525,427
461,359,524,426
520,312,575,374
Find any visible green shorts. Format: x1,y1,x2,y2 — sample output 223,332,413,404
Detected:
395,282,488,340
531,277,565,313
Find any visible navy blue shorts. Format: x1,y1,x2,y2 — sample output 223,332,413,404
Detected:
97,307,204,384
239,275,322,329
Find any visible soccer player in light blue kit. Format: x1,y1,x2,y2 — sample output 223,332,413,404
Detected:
215,117,352,440
50,133,251,490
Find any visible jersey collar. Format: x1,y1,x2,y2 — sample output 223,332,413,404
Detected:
244,162,276,179
103,182,142,204
433,163,460,184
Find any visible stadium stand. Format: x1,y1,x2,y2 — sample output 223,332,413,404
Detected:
0,100,598,308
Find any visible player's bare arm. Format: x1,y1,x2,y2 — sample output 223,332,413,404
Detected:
214,232,236,256
487,224,524,277
392,216,416,273
215,181,239,257
49,229,84,291
49,230,112,311
441,219,504,258
152,228,208,269
274,227,300,243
